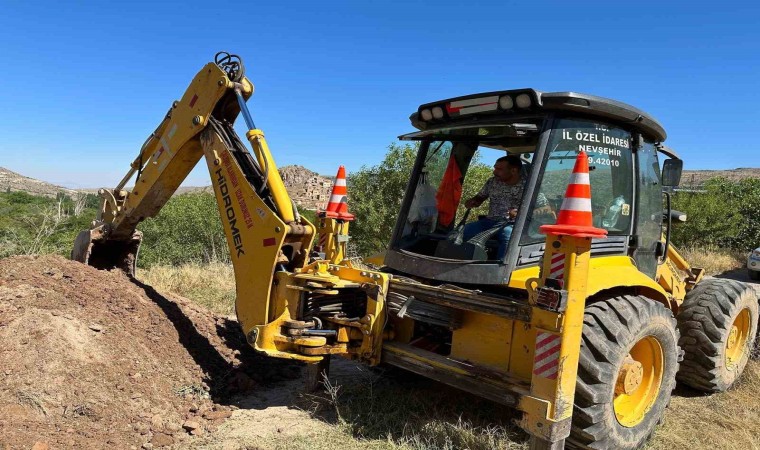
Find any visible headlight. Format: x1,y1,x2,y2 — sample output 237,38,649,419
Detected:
499,95,514,110
420,109,433,121
432,106,444,119
515,93,532,108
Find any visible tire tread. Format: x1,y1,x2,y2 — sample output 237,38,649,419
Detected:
568,296,679,450
676,279,759,393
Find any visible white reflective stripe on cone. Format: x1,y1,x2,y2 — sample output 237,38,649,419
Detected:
568,172,590,185
559,197,592,212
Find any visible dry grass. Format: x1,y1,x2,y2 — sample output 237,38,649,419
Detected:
136,261,236,315
16,389,48,416
648,361,760,450
256,361,760,450
678,244,745,276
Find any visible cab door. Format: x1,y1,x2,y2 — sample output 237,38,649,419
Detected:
632,138,663,279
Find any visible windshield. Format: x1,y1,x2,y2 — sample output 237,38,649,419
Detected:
522,117,634,244
396,119,543,261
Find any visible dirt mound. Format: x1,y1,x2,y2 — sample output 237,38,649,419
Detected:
0,255,300,449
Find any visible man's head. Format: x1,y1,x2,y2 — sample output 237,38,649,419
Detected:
493,155,522,183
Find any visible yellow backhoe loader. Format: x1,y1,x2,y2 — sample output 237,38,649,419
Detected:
73,52,758,450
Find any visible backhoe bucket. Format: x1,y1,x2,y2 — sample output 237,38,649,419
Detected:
71,227,142,277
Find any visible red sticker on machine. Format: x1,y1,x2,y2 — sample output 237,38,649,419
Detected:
262,237,276,247
533,332,561,380
549,253,565,280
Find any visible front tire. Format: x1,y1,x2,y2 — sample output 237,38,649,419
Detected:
569,296,679,450
676,279,758,392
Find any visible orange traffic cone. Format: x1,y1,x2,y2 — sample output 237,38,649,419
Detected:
540,151,607,238
321,166,355,221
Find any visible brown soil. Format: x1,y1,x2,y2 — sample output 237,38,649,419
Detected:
0,255,301,450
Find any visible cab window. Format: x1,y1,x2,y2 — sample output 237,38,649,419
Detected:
522,118,634,244
396,120,543,260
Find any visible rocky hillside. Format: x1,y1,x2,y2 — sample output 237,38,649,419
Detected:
278,165,333,210
0,167,77,198
177,165,333,211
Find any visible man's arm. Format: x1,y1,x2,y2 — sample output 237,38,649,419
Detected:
464,178,491,209
465,194,487,209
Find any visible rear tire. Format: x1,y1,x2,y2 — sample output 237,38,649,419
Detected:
676,279,758,392
569,296,679,450
749,269,760,281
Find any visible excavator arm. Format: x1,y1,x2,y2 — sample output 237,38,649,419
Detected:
72,52,315,345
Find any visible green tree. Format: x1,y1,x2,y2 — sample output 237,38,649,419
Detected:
297,206,318,225
139,192,228,267
347,143,492,258
671,177,760,251
0,191,97,258
348,143,418,257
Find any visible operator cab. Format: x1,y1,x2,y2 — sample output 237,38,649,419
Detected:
385,89,681,286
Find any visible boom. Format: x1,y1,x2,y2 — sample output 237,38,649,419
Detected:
72,52,314,339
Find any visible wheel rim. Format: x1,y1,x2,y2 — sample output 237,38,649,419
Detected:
725,308,751,370
613,335,664,427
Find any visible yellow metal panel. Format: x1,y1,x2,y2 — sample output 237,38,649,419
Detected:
450,312,514,370
201,134,286,340
656,244,704,304
509,313,539,379
511,256,668,302
364,251,386,266
316,217,351,263
508,266,541,289
273,271,302,322
519,234,595,443
586,256,668,302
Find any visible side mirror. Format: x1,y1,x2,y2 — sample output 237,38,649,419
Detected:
661,159,683,187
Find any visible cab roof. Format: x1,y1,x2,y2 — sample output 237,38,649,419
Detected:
411,89,667,142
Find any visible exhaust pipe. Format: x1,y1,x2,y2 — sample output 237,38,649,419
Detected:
71,226,143,277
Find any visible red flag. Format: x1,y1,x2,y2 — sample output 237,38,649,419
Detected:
435,156,463,227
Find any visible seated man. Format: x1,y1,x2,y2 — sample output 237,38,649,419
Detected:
463,155,551,260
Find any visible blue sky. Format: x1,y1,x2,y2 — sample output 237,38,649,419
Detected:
0,1,758,188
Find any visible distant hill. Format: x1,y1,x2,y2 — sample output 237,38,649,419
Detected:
0,167,78,198
3,165,756,208
680,168,760,187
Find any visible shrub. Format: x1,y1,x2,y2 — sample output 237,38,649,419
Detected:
672,177,760,251
139,192,228,267
0,192,97,258
137,194,320,268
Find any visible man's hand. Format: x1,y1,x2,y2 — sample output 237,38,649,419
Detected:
464,196,485,209
534,205,556,219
